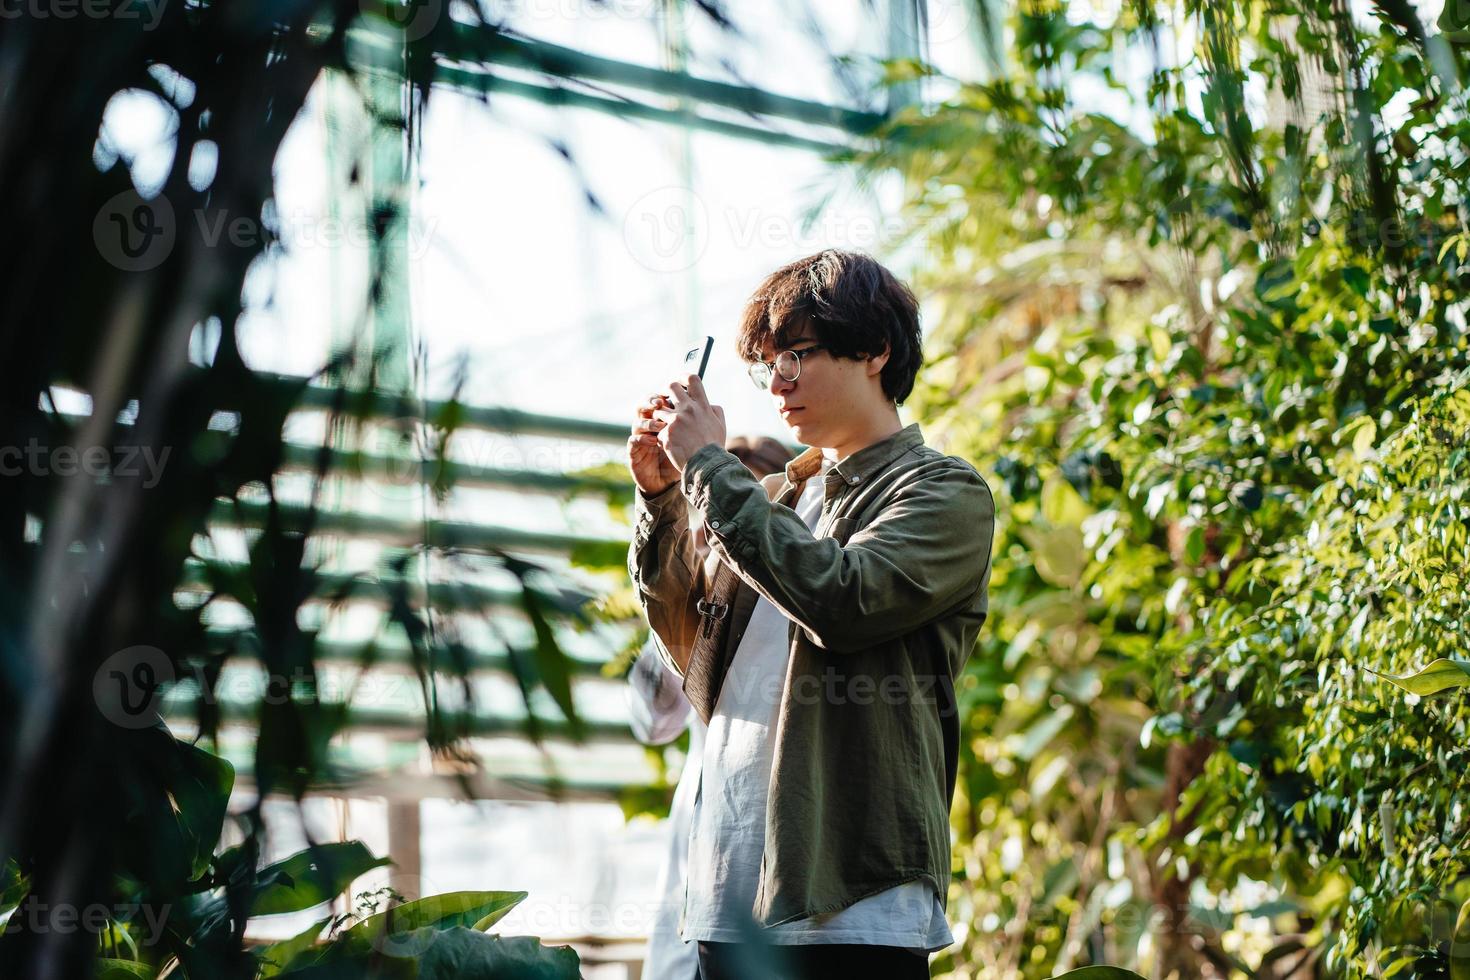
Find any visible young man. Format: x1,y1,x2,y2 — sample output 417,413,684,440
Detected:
626,250,996,980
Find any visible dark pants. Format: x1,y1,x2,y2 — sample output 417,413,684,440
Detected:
696,940,930,980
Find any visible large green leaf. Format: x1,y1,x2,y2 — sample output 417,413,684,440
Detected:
122,730,235,889
1377,660,1470,697
416,928,579,980
276,927,576,980
250,841,392,916
346,890,529,944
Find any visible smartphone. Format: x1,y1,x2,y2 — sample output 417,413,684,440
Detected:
680,335,714,380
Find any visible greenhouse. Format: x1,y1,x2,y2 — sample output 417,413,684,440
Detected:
1,0,1468,978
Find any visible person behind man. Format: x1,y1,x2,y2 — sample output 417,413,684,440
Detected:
625,436,793,980
625,250,997,980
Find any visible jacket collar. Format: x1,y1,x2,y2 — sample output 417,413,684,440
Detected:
783,421,925,491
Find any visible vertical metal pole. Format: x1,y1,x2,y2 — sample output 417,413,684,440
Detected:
325,23,422,908
886,0,924,115
661,0,701,346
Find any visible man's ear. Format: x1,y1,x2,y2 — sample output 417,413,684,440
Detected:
866,344,890,378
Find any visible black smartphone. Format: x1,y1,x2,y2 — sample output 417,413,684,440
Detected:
680,335,714,380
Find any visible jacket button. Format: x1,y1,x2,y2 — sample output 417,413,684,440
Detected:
709,520,721,529
847,475,860,485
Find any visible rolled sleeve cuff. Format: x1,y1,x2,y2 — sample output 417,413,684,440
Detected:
633,479,685,546
680,443,741,518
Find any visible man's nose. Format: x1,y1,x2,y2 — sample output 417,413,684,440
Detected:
770,371,796,397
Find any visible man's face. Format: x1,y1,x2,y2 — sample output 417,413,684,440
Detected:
755,330,875,448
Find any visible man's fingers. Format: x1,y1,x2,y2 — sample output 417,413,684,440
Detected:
630,416,667,435
638,394,671,418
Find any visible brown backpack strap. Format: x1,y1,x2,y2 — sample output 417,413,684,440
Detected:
683,475,808,724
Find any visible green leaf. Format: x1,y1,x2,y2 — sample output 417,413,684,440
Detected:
122,730,235,889
417,928,580,980
1024,525,1087,589
346,891,528,943
1184,525,1206,564
1352,418,1377,460
1451,897,1470,980
258,917,331,977
0,859,27,917
1012,705,1075,761
1342,266,1370,297
94,960,153,980
279,927,577,980
1376,659,1470,697
1042,473,1090,526
251,841,392,916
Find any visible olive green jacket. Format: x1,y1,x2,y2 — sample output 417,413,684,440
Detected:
627,421,996,928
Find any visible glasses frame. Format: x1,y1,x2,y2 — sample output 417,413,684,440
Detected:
748,343,828,390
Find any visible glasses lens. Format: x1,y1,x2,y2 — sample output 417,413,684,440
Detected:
775,350,801,382
749,361,771,390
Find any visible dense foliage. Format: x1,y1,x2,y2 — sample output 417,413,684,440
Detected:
0,2,600,977
868,1,1470,977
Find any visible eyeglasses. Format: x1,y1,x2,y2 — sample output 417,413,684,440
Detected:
748,344,827,390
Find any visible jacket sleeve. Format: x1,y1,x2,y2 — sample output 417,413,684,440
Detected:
627,480,704,678
678,444,996,654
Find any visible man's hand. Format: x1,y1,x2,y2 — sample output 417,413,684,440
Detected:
655,374,727,473
629,392,681,497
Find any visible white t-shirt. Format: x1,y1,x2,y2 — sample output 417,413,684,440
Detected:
680,457,954,951
625,637,704,980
